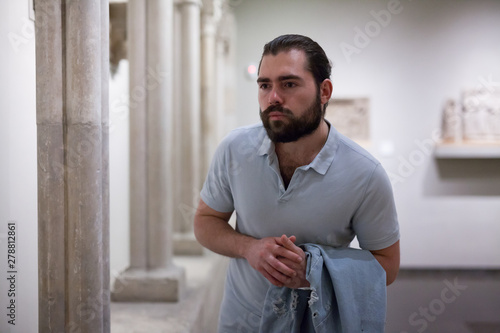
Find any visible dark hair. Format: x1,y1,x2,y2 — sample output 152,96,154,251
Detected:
259,34,332,88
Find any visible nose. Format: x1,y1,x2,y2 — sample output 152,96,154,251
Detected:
268,87,283,105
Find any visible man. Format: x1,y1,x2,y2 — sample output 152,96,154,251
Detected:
194,34,400,332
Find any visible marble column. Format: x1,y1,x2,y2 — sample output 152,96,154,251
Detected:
201,4,218,177
216,8,237,137
173,0,204,255
215,35,228,142
111,0,185,302
101,2,111,330
36,0,110,332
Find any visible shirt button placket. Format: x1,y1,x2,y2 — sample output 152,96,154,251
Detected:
278,182,287,202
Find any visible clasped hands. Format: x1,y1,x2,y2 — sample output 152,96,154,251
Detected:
244,234,310,289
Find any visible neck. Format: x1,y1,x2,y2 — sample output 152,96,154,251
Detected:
275,119,329,162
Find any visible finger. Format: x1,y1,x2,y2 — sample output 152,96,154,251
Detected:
275,244,302,263
260,262,285,286
289,235,296,243
275,248,302,264
278,257,302,270
262,270,283,287
274,235,292,248
282,278,300,290
267,256,297,278
263,262,291,285
280,234,301,254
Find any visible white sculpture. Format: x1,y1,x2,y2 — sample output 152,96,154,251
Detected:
441,99,463,143
441,85,500,143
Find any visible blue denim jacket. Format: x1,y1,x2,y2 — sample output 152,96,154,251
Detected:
258,245,387,333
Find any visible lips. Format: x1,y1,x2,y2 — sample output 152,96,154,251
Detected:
268,111,287,120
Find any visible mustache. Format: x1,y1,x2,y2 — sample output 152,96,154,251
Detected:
261,105,294,116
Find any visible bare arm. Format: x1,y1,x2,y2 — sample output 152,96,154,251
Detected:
193,199,303,286
370,240,400,285
193,198,246,258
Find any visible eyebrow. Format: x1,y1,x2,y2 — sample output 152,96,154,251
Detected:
256,74,304,83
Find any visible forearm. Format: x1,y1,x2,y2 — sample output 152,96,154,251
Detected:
194,212,256,259
194,199,304,287
370,240,400,286
372,253,399,285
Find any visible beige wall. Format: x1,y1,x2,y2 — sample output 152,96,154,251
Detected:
233,0,500,268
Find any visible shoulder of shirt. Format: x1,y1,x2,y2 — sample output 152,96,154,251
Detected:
334,129,380,168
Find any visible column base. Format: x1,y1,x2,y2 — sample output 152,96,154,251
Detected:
174,232,204,255
111,265,185,302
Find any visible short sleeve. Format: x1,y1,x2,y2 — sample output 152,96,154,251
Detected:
200,138,235,213
352,163,400,251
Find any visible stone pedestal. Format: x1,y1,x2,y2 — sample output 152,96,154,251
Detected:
112,0,185,302
112,267,185,302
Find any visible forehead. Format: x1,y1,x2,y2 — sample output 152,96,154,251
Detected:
259,49,312,79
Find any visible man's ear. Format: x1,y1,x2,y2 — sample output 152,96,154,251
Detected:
319,79,333,105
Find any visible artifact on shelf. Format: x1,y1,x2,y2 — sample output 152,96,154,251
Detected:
441,85,500,144
441,99,463,143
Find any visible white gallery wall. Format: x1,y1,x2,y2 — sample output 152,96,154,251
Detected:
232,0,500,268
0,1,38,332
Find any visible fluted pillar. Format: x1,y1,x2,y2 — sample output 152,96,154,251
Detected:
112,0,185,302
173,0,204,255
201,6,218,177
215,7,237,139
215,34,227,141
36,0,110,332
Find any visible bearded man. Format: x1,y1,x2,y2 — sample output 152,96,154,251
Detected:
194,34,400,332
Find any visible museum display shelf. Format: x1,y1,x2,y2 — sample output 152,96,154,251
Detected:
434,142,500,159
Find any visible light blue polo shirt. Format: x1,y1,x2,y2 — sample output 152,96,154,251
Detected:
200,121,399,322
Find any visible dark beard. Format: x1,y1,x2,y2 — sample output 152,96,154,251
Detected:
260,93,323,143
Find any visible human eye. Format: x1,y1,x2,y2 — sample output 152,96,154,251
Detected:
283,81,297,88
259,83,270,90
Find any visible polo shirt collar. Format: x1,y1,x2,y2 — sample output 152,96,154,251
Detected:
256,120,339,175
257,131,273,157
309,120,339,175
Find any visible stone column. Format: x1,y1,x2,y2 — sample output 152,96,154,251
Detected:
101,2,111,330
173,0,204,255
36,0,110,332
111,0,185,302
201,2,219,177
215,34,227,142
216,8,237,137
